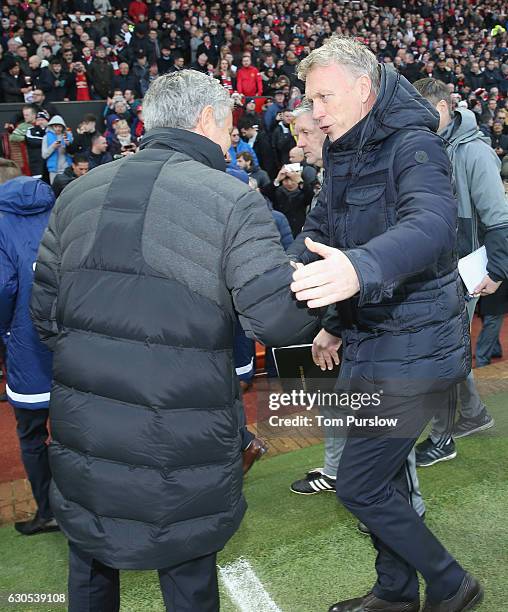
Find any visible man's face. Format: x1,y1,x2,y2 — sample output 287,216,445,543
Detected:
236,156,248,170
23,108,36,123
32,89,45,104
95,137,108,152
97,47,106,59
198,53,207,66
493,123,502,134
241,126,256,139
230,127,240,145
29,56,40,70
36,117,48,128
120,63,129,75
282,175,298,191
73,161,89,176
282,110,293,126
289,147,304,163
175,57,185,68
306,63,371,142
242,55,251,68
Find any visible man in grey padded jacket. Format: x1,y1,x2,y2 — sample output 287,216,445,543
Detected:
31,70,317,612
414,78,508,467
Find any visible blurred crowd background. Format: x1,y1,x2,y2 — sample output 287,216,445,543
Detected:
0,0,507,187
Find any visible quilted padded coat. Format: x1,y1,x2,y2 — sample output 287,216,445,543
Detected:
289,64,471,396
31,128,316,569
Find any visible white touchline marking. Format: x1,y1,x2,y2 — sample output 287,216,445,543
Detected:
218,557,283,612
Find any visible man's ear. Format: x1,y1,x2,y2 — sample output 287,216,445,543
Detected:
358,75,373,104
436,99,450,117
195,104,215,137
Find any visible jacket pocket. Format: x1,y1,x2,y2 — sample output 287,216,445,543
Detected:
345,184,387,247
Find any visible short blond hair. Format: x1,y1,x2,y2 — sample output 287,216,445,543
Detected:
297,35,380,94
0,158,21,184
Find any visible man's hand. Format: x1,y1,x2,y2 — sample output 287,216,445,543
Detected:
275,168,287,183
472,275,502,297
312,328,341,371
291,237,360,308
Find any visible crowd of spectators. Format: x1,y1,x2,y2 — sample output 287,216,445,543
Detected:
0,0,507,191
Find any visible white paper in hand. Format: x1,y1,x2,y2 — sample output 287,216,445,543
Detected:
458,246,488,294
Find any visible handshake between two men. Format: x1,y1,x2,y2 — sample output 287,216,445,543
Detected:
289,236,358,371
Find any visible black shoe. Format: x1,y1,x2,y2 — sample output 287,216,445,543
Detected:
416,438,457,467
290,468,336,495
14,512,59,536
329,591,420,612
422,573,484,611
358,512,426,536
452,409,495,439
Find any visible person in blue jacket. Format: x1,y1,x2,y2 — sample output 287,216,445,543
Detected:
0,159,58,536
228,126,259,169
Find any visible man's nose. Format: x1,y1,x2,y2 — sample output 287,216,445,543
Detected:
312,101,325,120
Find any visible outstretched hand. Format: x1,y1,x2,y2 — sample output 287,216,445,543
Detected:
290,237,360,308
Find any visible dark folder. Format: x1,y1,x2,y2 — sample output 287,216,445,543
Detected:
272,344,339,393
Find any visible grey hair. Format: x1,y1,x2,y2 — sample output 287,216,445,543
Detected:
297,35,380,95
143,69,233,131
292,98,313,119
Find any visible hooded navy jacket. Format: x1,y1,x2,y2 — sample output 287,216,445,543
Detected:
0,176,55,409
290,65,471,396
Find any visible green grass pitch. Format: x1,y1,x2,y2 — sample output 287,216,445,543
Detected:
0,392,506,611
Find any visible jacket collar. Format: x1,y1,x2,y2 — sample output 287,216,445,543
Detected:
139,127,226,172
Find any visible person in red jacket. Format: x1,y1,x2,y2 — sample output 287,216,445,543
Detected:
128,0,148,23
236,54,263,97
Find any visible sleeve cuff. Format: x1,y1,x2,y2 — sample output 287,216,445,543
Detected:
343,248,386,306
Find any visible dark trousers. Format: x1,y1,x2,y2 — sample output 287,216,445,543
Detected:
13,407,52,519
476,314,504,366
68,543,219,612
336,390,465,604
